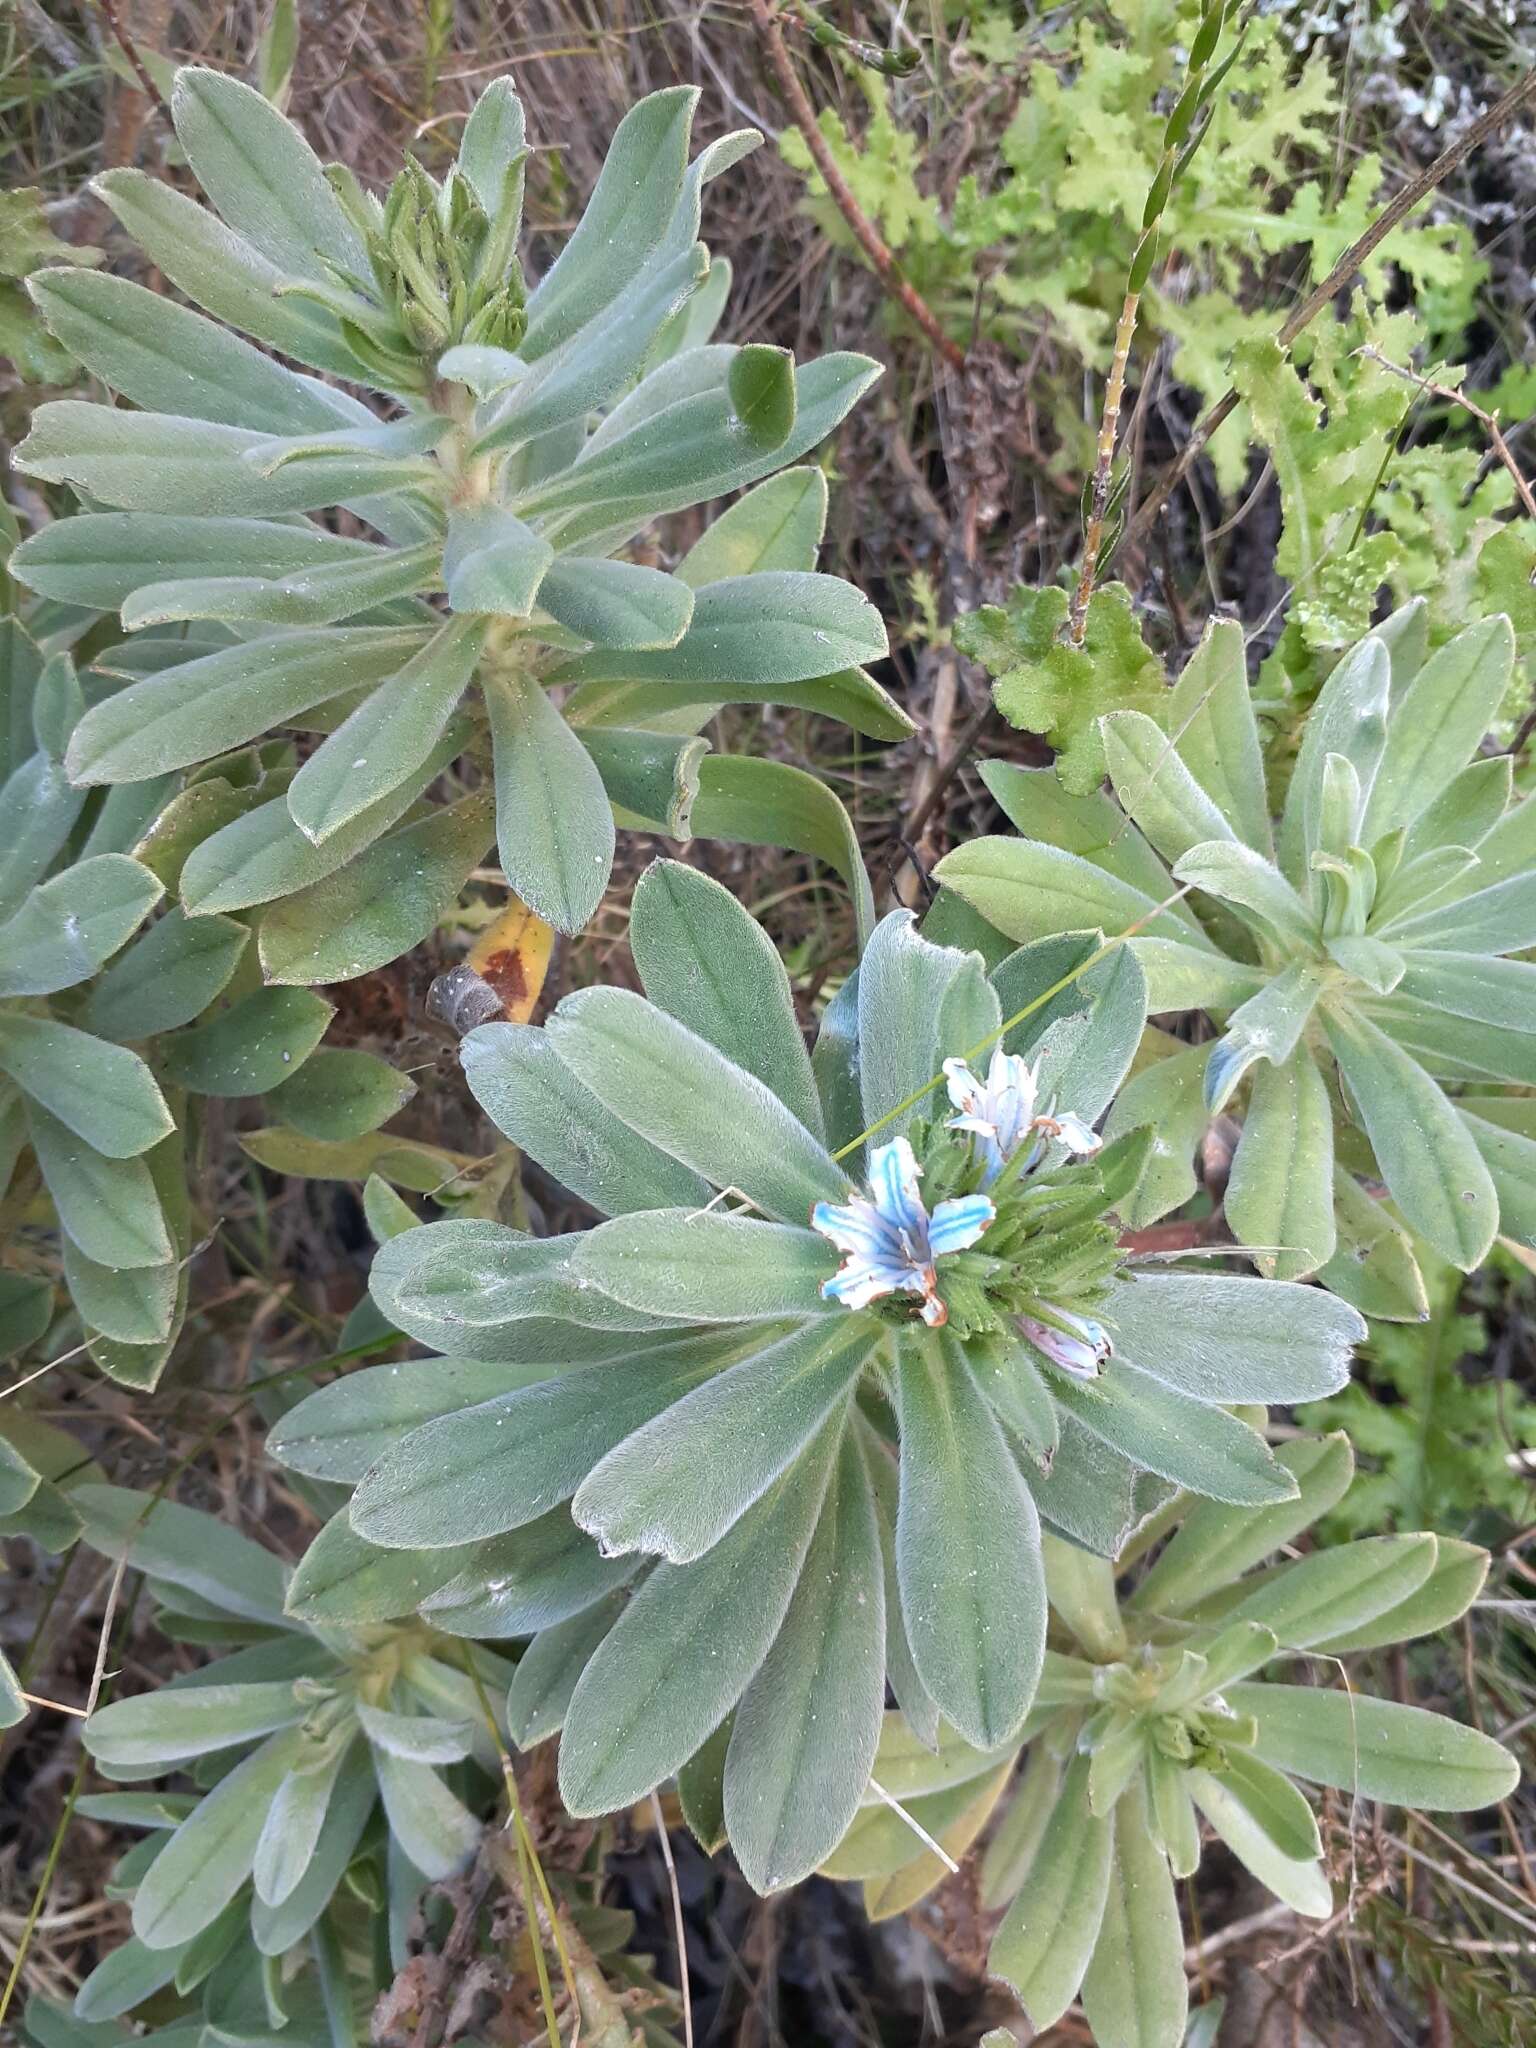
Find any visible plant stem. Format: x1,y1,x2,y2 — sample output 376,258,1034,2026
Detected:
1357,343,1536,523
1068,0,1230,644
1070,288,1144,644
91,0,172,124
749,0,965,372
1042,1530,1129,1661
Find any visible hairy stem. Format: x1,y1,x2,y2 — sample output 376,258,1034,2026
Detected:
1068,0,1230,644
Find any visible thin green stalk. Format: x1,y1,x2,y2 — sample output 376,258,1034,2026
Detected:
0,1570,143,2024
0,1746,89,2021
831,883,1191,1163
459,1648,575,2044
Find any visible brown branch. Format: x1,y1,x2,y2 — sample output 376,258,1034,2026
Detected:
93,0,174,127
1122,63,1536,551
748,0,965,372
1357,342,1536,523
900,688,996,847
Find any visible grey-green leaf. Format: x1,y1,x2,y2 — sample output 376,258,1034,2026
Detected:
1052,1366,1299,1507
348,1328,763,1548
537,556,695,650
132,1730,298,1949
159,986,332,1097
266,1045,415,1140
72,1482,289,1624
547,986,847,1221
82,908,249,1042
285,618,482,843
2,1022,172,1157
1325,1005,1497,1269
629,858,822,1133
65,627,426,786
257,791,491,984
1223,1047,1336,1277
1103,1270,1360,1404
989,1756,1112,2030
571,1212,833,1322
728,344,796,448
484,669,614,934
442,504,552,617
1079,1782,1188,2048
895,1335,1045,1750
557,1424,836,1816
85,1682,305,1767
267,1356,539,1484
722,1430,884,1892
462,1021,709,1216
571,1318,874,1563
171,66,367,283
1229,1683,1519,1811
0,856,162,998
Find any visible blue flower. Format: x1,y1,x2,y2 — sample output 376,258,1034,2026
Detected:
811,1136,994,1327
943,1047,1102,1186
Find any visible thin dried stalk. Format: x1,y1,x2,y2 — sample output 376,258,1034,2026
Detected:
1068,0,1231,645
1357,343,1536,523
748,0,965,372
1123,62,1536,554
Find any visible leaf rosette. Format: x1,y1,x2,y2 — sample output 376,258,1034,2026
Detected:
936,606,1536,1309
68,1485,513,2015
270,861,1363,1893
11,68,904,949
830,1433,1517,2048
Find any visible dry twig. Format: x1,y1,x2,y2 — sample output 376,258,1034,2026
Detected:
1355,344,1536,524
91,0,174,125
1123,65,1536,552
747,0,965,372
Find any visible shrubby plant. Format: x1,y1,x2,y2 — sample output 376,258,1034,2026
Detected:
0,615,409,1392
11,67,902,951
1,54,890,1493
937,608,1536,1307
266,863,1362,1895
829,1432,1516,2048
66,1484,513,2021
3,36,1528,2047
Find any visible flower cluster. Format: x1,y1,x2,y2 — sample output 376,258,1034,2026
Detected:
943,1045,1101,1183
813,1047,1116,1368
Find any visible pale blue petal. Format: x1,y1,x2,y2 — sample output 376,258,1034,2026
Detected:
869,1136,928,1237
943,1057,982,1114
948,1112,998,1138
822,1261,897,1310
927,1193,995,1255
991,1047,1038,1113
812,1198,896,1260
1018,1309,1112,1379
824,1254,929,1312
1051,1110,1102,1156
